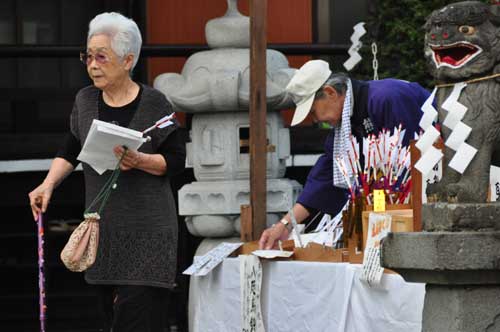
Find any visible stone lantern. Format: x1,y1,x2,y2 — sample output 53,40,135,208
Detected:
154,0,302,238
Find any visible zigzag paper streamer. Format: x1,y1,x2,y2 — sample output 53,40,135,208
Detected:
416,125,440,153
343,22,366,71
419,87,437,130
415,146,444,177
448,142,477,174
442,82,467,130
445,121,472,151
415,87,441,175
415,82,479,176
441,82,477,173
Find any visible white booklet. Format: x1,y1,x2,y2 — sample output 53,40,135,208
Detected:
77,119,148,174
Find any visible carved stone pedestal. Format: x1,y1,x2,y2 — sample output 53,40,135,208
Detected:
381,203,500,332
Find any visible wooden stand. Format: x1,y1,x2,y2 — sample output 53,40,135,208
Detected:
235,240,349,263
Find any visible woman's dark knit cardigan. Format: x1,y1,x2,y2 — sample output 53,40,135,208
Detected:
70,84,179,288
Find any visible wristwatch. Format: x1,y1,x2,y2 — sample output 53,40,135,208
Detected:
279,218,293,232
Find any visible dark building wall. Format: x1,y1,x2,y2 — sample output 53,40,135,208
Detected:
0,2,149,331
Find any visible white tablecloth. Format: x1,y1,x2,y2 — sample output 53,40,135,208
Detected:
189,258,425,332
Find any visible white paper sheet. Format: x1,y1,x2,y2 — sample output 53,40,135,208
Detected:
343,52,363,71
419,107,438,132
252,250,294,259
183,242,243,276
419,87,437,130
415,125,440,153
442,107,467,130
240,255,265,332
360,213,392,285
442,82,468,130
490,166,500,202
343,22,366,71
77,120,148,174
448,142,477,174
442,82,467,112
415,146,444,177
445,121,472,151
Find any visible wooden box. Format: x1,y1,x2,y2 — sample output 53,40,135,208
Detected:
362,209,413,250
235,240,349,263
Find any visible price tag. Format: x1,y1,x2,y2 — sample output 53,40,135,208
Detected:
373,189,386,212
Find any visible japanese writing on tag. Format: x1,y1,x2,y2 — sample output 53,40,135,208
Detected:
361,213,392,285
373,189,385,212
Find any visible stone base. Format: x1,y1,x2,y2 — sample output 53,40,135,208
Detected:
382,202,500,331
422,285,500,332
422,202,500,232
185,213,280,237
381,231,500,284
178,179,302,215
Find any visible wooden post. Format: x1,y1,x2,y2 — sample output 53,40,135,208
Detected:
240,205,253,242
249,0,267,241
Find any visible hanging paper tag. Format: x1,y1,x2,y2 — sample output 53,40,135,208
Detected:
373,189,385,212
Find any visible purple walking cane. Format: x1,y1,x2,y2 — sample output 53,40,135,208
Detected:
36,213,46,332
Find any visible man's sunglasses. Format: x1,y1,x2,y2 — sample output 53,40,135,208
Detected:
79,52,110,66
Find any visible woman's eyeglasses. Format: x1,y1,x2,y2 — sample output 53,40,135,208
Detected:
79,52,109,66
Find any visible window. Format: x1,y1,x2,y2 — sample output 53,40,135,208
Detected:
0,0,146,159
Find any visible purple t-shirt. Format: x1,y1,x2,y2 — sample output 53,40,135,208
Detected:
297,79,429,216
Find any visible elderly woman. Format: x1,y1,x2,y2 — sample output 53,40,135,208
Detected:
28,12,185,331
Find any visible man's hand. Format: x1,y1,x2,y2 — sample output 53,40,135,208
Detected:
113,145,143,171
258,223,290,250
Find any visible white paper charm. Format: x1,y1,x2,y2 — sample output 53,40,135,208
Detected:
360,213,392,285
240,255,265,332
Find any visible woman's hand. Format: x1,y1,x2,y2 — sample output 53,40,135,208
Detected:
113,145,143,171
258,223,290,250
28,181,55,220
113,145,167,176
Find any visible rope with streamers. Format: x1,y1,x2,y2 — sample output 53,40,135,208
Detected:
435,72,500,88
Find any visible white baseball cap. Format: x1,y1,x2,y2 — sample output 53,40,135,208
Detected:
286,60,332,126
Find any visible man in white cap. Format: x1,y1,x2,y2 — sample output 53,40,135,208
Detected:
259,59,430,249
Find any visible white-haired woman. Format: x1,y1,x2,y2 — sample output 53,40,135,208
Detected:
28,12,185,331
